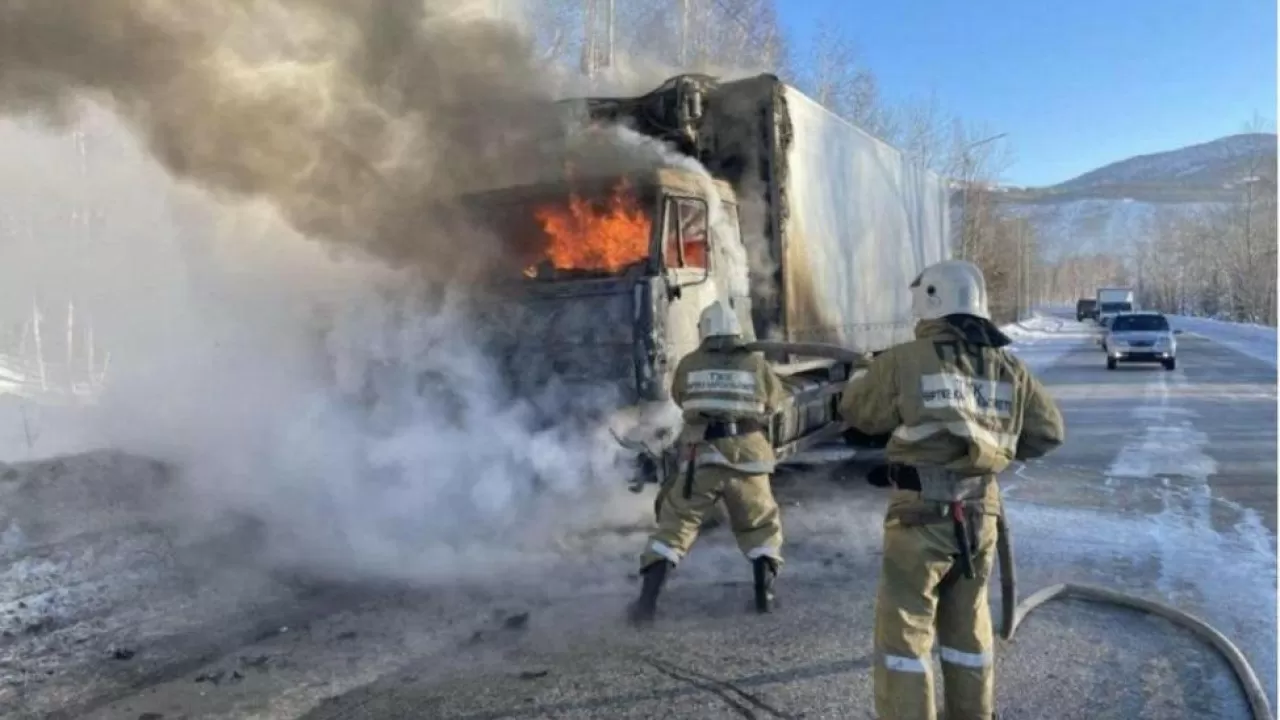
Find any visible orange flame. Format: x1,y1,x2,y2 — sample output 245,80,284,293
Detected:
530,180,651,273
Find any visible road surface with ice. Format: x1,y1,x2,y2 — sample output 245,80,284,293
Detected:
0,311,1275,719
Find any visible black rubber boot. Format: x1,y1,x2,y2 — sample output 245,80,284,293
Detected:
752,557,778,613
628,560,673,626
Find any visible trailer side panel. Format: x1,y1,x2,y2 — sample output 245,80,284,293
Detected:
774,85,950,352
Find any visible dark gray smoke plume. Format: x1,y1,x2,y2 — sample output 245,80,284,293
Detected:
0,0,588,278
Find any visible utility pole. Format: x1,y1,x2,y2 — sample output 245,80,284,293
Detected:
956,132,1007,262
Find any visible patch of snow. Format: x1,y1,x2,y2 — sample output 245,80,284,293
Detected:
1106,423,1216,479
1168,314,1277,368
1106,368,1217,481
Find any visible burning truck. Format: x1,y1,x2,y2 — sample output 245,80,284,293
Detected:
463,73,951,489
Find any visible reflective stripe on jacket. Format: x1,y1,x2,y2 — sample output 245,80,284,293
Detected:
671,342,789,474
840,316,1066,516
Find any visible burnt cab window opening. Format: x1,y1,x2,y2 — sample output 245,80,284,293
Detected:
466,180,657,280
663,196,710,270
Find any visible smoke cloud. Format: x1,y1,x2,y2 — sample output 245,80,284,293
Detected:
0,0,574,277
0,0,735,585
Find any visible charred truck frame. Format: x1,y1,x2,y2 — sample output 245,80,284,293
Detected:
469,74,951,488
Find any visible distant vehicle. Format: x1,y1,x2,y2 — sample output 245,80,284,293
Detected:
1102,311,1182,371
1095,287,1136,325
1076,298,1098,321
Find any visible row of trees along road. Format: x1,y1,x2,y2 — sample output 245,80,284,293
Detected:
1132,127,1278,326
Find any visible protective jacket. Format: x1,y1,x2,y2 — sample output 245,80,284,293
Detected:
840,316,1065,517
670,342,789,475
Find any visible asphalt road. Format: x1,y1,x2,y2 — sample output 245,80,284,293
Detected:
3,316,1276,720
1010,317,1278,531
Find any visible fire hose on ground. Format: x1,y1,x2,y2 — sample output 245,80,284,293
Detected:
995,515,1273,720
618,340,1273,719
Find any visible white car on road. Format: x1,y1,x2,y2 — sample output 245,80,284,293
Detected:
1102,311,1183,371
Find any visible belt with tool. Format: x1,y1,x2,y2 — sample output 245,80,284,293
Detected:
881,464,983,580
681,419,766,499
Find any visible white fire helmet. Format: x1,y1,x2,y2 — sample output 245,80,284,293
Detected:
698,299,743,341
909,260,990,321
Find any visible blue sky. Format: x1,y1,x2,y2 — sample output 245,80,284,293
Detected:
778,0,1277,187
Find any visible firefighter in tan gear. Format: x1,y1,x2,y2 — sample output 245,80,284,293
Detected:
628,299,790,625
841,260,1065,720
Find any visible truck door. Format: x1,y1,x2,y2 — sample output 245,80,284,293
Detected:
660,195,720,377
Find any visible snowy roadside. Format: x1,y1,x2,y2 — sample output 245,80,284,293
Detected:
1001,313,1096,372
1168,314,1277,367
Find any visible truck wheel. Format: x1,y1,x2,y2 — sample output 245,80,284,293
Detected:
1163,358,1176,371
1106,357,1117,370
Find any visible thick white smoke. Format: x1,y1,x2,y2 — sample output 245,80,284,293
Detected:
1,113,654,585
0,0,770,588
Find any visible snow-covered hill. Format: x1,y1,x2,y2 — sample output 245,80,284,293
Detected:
997,133,1277,260
1054,133,1276,196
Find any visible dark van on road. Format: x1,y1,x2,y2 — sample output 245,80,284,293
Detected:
1076,298,1098,321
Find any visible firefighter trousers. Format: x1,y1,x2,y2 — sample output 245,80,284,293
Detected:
640,464,783,569
873,513,999,720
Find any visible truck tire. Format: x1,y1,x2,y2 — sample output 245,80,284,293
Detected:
1106,357,1117,370
1163,358,1176,371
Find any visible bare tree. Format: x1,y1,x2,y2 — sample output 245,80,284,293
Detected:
895,91,947,171
1127,145,1276,325
520,0,582,66
786,23,895,139
568,0,786,79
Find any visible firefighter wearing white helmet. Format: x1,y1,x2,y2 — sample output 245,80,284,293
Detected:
840,260,1065,720
629,298,790,625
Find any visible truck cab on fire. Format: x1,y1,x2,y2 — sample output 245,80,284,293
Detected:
461,72,952,489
